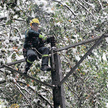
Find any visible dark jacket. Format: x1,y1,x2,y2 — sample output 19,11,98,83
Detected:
23,28,49,57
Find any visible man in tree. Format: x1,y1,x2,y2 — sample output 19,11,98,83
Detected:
23,18,51,74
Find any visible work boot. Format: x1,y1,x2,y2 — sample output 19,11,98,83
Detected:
40,65,51,71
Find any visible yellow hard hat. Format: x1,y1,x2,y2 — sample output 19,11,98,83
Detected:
30,18,40,26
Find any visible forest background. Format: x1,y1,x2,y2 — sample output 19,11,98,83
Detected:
0,0,108,108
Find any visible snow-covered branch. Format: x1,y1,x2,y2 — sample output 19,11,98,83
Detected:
0,80,6,84
14,81,33,108
17,80,53,108
76,0,96,19
53,0,76,16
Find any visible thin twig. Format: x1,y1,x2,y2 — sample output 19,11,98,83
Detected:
0,59,25,68
15,81,33,107
12,18,26,22
53,0,76,16
76,0,95,19
65,82,78,97
97,0,103,9
0,80,6,84
0,70,4,73
3,64,54,88
17,80,53,108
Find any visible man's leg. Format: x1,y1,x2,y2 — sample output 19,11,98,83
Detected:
38,47,51,71
24,49,37,74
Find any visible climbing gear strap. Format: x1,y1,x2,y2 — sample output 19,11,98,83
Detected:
27,59,34,64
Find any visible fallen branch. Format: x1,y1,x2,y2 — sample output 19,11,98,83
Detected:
3,64,54,88
0,80,6,84
0,17,7,21
0,70,4,73
15,82,32,107
56,34,108,52
58,33,107,86
0,59,25,68
17,80,53,108
76,0,95,19
53,0,76,16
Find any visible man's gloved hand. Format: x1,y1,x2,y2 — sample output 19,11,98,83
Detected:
47,36,55,43
47,37,51,43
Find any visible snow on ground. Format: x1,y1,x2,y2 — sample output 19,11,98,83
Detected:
106,103,108,108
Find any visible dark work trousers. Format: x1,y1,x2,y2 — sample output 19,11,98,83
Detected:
25,47,50,72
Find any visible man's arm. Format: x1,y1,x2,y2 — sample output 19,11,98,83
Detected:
39,34,47,41
28,29,39,37
39,34,55,44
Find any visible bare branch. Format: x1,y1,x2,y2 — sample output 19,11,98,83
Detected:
56,34,108,52
76,0,95,19
58,33,106,86
17,80,53,108
15,82,33,107
3,64,54,88
65,82,78,97
0,59,25,68
0,70,4,73
97,0,103,9
0,80,6,84
12,18,26,22
53,0,76,16
0,17,7,21
12,27,22,38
